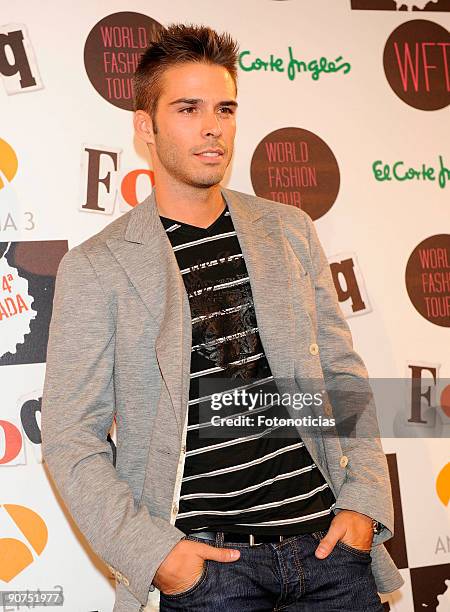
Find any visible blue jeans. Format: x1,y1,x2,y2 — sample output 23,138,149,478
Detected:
159,529,383,611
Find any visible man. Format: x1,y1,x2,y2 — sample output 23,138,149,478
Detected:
41,24,404,612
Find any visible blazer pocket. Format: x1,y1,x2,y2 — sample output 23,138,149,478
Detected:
285,239,310,277
285,241,317,329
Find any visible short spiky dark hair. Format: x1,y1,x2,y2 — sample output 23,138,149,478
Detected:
132,23,239,123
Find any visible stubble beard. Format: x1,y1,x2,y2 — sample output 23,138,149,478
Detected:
154,134,233,189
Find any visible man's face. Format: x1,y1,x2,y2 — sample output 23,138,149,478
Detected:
150,62,237,189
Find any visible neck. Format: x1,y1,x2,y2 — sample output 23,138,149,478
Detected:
151,175,225,228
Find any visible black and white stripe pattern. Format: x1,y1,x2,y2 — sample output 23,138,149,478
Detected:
159,203,336,535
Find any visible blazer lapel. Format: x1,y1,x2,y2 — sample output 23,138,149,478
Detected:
223,189,296,388
106,192,187,439
106,187,297,441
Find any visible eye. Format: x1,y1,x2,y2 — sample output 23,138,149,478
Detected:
180,107,196,114
218,107,234,115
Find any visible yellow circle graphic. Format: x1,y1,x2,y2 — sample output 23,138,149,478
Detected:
0,139,18,189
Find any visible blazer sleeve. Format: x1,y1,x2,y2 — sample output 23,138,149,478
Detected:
302,212,395,546
41,245,186,606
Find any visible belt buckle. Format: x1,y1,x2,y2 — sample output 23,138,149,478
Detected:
249,533,284,546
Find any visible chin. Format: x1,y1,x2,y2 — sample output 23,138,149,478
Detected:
190,173,224,188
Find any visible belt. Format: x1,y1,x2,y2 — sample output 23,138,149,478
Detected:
187,530,287,546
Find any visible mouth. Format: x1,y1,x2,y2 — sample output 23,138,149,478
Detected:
194,148,225,162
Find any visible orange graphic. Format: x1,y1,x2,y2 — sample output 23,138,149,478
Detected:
440,385,450,418
436,463,450,507
0,505,48,582
0,139,18,189
0,420,22,464
121,169,154,207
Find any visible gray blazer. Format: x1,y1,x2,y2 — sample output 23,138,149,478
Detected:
41,187,404,611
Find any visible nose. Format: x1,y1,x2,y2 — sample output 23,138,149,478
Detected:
201,111,223,139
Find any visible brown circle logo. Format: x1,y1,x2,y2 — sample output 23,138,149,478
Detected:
84,11,164,111
383,19,449,111
250,127,340,220
405,234,450,327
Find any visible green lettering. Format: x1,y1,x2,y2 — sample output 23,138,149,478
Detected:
372,161,391,181
393,161,407,181
254,58,268,71
438,155,449,189
270,55,284,72
238,50,253,72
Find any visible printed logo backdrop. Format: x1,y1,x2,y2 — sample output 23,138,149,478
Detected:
383,19,449,110
84,11,163,110
405,234,450,327
351,0,450,11
0,241,67,365
250,127,340,219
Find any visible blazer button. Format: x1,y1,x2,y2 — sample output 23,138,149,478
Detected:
309,343,319,355
340,455,348,468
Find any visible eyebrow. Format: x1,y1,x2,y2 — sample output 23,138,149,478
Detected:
169,98,238,108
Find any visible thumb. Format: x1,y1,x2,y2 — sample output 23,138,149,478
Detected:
315,527,341,559
199,542,240,563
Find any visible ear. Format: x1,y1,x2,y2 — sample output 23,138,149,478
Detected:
133,110,156,145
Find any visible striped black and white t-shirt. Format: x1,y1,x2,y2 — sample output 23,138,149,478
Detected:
159,200,336,536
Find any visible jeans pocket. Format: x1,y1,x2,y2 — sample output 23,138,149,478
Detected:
310,529,327,541
334,540,372,559
160,560,209,599
310,530,371,559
